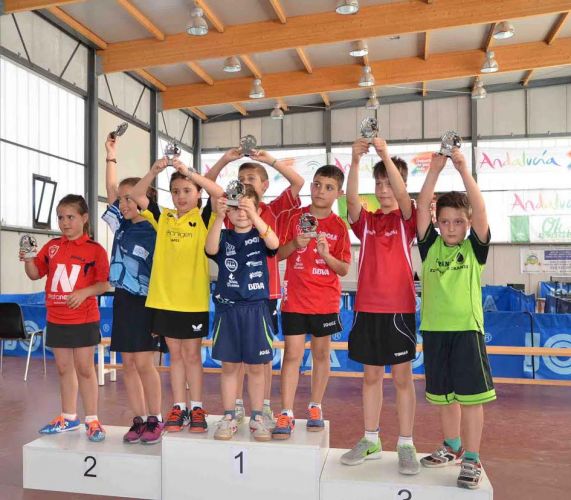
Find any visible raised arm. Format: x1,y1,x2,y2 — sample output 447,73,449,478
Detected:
451,149,488,241
205,197,226,255
316,233,350,277
240,197,279,250
417,153,447,240
251,150,305,199
131,158,168,211
203,148,243,182
347,139,369,223
173,159,225,199
104,134,119,205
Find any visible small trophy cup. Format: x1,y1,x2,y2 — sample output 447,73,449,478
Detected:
226,180,246,207
20,234,38,259
360,117,379,142
239,135,257,157
164,142,181,166
439,131,462,157
298,213,318,238
110,122,128,139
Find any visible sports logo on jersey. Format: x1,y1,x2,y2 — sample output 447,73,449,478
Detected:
225,258,238,272
192,324,203,332
188,222,197,227
457,253,464,263
294,255,304,270
246,261,262,267
50,264,81,292
227,273,239,288
225,243,236,256
49,245,60,259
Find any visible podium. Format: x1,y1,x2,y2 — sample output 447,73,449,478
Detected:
23,426,161,499
161,415,329,500
320,449,493,500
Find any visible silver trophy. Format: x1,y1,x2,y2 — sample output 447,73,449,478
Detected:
226,180,246,207
109,122,128,139
360,117,379,142
20,234,38,259
439,131,462,157
239,135,257,157
298,213,318,238
164,142,181,166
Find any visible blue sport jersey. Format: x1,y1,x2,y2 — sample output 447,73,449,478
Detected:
102,200,159,296
206,228,276,306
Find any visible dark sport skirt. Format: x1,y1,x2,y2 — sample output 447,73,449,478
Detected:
46,322,100,348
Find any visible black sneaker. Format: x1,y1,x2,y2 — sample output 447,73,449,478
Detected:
189,407,208,433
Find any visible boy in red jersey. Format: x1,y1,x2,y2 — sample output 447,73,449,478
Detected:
340,138,419,475
272,165,351,440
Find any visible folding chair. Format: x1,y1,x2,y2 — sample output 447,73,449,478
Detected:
0,302,46,381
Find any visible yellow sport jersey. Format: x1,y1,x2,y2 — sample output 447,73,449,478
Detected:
141,204,215,312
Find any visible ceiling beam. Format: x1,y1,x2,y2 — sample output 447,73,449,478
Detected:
422,81,428,96
232,103,248,116
545,11,570,44
522,69,535,86
195,0,224,33
277,97,288,111
162,37,571,109
320,93,330,107
423,32,430,60
116,0,164,41
188,107,208,121
47,6,107,48
483,22,496,51
186,61,214,85
295,47,313,73
2,0,82,13
240,55,262,79
269,0,287,24
100,0,571,73
133,69,166,91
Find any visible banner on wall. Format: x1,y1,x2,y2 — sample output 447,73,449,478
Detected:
521,248,571,273
475,147,571,174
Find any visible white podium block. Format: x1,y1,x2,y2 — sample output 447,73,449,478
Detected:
162,416,329,500
321,449,493,500
23,426,161,499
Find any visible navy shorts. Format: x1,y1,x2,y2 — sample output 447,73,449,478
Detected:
212,300,275,365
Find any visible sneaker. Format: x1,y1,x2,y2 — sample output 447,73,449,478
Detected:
189,407,208,433
214,417,237,440
235,402,246,425
306,406,325,432
397,444,420,475
421,443,465,468
140,416,165,445
457,460,483,489
340,437,381,465
85,420,106,442
39,415,80,435
262,406,276,430
164,405,187,432
271,413,295,440
123,416,145,443
249,415,272,442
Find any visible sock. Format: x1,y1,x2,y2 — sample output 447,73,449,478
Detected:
174,402,187,411
190,401,202,410
308,401,321,409
444,436,462,452
224,410,236,420
365,429,380,444
251,410,262,421
84,415,98,424
140,415,148,422
397,436,414,448
464,451,480,463
150,414,162,422
236,399,244,406
62,413,77,421
281,409,294,418
263,399,271,407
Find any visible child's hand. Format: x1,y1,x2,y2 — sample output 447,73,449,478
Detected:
250,149,275,166
172,159,191,176
450,148,468,173
150,158,168,175
19,249,35,262
215,196,228,217
105,134,117,156
238,196,257,218
316,233,330,257
351,139,369,163
372,137,389,158
222,148,243,163
67,289,89,309
294,233,311,250
429,153,448,173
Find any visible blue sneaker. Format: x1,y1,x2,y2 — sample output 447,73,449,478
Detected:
306,406,325,432
85,420,106,442
39,415,80,434
271,413,295,440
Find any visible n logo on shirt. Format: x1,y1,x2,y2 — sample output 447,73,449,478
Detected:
51,264,81,293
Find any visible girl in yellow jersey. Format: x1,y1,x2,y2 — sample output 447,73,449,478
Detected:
132,158,224,433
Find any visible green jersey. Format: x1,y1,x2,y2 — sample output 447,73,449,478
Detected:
418,224,490,332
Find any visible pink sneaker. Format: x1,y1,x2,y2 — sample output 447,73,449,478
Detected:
123,416,145,443
140,416,164,444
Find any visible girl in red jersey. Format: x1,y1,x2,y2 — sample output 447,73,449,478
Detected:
20,195,110,442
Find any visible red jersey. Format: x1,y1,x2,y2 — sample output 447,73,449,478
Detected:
34,234,109,324
280,206,351,314
350,204,417,313
226,187,300,299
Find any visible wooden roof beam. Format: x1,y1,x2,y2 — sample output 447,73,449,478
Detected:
483,22,496,51
320,93,330,107
133,69,167,91
162,37,571,109
116,0,165,41
47,6,107,48
195,0,224,33
100,0,571,73
269,0,287,24
3,0,81,13
277,97,288,111
545,12,570,44
423,32,430,60
188,107,208,121
232,103,248,116
522,69,535,86
186,61,214,85
240,55,262,79
295,47,313,74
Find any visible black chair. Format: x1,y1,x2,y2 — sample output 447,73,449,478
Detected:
0,302,46,381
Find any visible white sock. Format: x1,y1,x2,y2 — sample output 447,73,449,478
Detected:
84,415,98,424
365,429,380,444
62,413,77,421
263,399,271,407
236,399,244,406
174,402,186,411
308,401,321,409
281,409,294,418
152,414,163,422
190,401,202,409
140,415,147,422
398,435,414,448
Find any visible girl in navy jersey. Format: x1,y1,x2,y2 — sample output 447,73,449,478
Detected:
21,195,110,442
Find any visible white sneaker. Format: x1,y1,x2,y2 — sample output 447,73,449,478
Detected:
262,405,275,430
214,417,237,441
235,403,246,425
249,415,271,442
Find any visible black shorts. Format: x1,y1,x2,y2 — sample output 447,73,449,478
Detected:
111,288,158,353
422,330,496,406
46,322,100,348
349,312,416,366
281,312,342,338
152,309,209,340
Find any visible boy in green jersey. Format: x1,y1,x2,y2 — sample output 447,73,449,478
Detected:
416,148,496,490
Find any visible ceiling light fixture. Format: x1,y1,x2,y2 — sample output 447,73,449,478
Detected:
493,21,515,40
249,78,265,99
349,40,368,57
223,56,241,72
270,103,284,120
186,5,208,36
359,65,375,87
366,91,379,109
471,78,487,99
480,50,499,73
336,0,359,15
